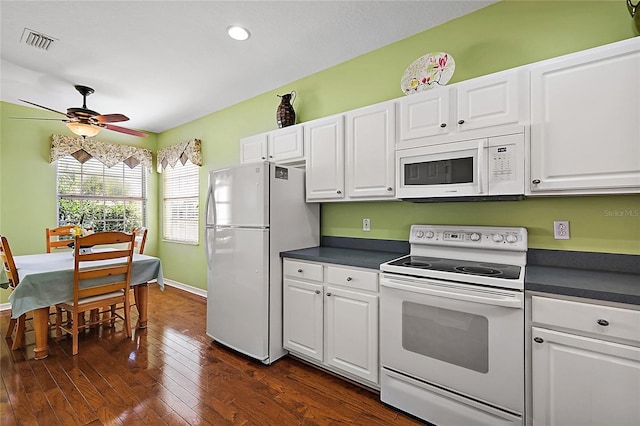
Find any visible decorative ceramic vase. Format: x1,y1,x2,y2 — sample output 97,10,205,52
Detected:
276,90,296,128
629,0,640,32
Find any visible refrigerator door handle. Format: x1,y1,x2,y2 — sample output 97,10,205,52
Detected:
205,185,215,226
215,225,270,230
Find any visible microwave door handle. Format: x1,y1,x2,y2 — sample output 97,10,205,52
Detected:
477,139,487,194
381,278,523,309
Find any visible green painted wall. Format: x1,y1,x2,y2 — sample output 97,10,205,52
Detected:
0,102,159,303
1,1,639,303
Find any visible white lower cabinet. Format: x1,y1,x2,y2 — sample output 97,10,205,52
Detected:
283,258,379,388
531,296,640,426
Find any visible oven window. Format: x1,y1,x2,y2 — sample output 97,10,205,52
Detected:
402,301,488,373
404,157,473,186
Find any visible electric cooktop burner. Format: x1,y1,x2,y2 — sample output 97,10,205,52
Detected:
388,255,521,280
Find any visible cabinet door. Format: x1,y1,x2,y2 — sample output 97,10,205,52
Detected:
268,125,304,163
532,327,640,426
325,286,378,384
240,133,268,163
456,68,526,132
305,115,345,201
399,87,451,142
283,279,324,362
345,101,396,199
530,39,640,194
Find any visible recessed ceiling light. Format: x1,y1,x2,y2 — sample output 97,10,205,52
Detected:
227,25,250,41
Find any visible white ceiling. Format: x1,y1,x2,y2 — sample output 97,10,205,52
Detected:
1,1,495,135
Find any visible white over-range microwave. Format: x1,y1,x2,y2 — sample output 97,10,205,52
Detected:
396,131,526,202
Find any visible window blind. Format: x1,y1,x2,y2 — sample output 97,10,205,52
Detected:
163,160,199,243
57,157,147,231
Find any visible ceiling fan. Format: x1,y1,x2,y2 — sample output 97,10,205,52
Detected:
13,85,147,138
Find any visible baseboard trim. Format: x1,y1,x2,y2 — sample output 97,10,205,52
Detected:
163,279,207,298
0,280,207,313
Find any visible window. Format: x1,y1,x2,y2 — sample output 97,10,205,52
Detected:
163,160,199,243
57,157,147,231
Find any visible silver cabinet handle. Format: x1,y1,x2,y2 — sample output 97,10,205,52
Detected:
597,319,610,326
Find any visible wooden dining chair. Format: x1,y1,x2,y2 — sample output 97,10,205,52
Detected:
1,235,28,350
55,231,135,356
132,227,148,254
45,225,75,253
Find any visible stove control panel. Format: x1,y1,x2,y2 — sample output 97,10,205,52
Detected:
410,224,528,251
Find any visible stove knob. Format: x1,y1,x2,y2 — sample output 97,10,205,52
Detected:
416,230,425,238
425,231,435,239
493,234,504,243
506,234,518,243
470,232,481,241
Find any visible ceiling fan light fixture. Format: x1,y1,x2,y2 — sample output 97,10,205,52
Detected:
227,25,250,41
66,122,101,138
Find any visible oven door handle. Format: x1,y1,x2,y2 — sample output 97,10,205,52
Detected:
381,278,523,309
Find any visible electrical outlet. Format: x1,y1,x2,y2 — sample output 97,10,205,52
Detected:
554,221,570,240
363,218,371,232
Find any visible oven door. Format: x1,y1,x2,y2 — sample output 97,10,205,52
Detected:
380,273,524,414
396,138,488,199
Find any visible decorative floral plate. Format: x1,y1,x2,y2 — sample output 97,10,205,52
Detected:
401,52,455,95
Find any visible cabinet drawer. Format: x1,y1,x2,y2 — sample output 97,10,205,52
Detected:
532,296,640,344
327,266,378,292
283,259,323,282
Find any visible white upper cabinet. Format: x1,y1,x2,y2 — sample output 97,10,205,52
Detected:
345,101,396,199
399,67,529,148
305,115,345,201
240,133,268,163
399,87,451,142
240,125,304,164
456,68,527,132
529,37,640,195
306,100,397,202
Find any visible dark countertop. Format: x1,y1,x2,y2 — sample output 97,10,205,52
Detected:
282,240,640,306
525,249,640,306
525,266,640,306
281,246,403,270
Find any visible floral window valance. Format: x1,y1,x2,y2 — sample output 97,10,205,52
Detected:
157,138,202,172
50,134,153,170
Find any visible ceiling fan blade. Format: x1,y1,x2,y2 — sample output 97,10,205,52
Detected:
104,124,148,138
9,116,68,121
19,99,69,117
93,113,129,123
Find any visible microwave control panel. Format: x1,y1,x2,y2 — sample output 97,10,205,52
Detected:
490,145,515,182
487,133,525,194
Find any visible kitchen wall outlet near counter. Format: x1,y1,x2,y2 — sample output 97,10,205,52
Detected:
363,218,371,232
554,221,570,239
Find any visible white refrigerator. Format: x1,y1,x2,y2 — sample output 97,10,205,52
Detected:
205,162,319,364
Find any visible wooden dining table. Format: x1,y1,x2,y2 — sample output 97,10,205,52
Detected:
8,250,164,359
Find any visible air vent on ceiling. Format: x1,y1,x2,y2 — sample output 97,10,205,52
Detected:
21,28,57,50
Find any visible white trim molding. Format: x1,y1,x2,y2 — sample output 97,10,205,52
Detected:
164,278,207,298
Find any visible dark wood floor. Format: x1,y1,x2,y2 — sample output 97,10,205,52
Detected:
1,284,422,425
